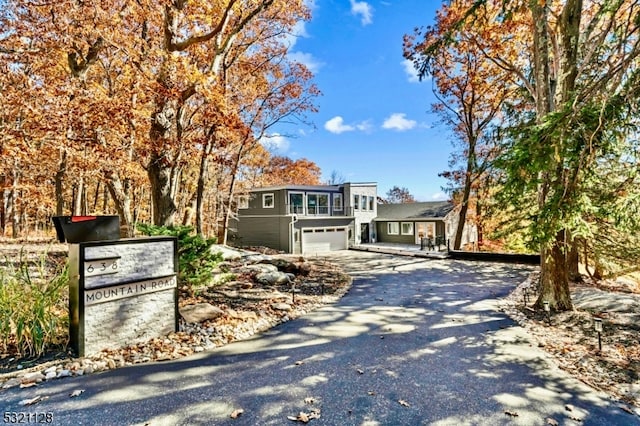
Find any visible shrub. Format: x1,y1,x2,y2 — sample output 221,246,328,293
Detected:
0,249,69,358
136,224,222,289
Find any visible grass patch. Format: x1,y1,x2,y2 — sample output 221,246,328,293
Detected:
0,249,69,358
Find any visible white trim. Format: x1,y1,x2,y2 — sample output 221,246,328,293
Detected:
401,222,414,235
307,192,330,216
262,193,274,208
333,193,343,211
387,222,399,235
288,191,305,215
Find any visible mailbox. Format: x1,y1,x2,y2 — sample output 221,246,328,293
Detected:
52,215,120,243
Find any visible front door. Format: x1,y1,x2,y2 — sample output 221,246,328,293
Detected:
415,222,435,244
360,223,370,243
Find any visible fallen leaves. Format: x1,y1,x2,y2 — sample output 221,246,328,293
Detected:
287,410,320,423
69,389,85,398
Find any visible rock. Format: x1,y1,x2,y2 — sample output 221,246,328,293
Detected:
2,378,22,389
236,311,258,320
180,303,225,323
211,245,243,260
256,271,293,285
57,369,72,378
272,303,292,311
44,366,57,375
21,372,45,384
45,371,57,380
239,264,278,275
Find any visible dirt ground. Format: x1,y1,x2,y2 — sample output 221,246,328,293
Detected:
0,240,638,410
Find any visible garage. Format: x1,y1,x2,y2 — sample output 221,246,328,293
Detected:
301,227,347,254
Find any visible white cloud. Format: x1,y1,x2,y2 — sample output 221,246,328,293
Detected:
260,134,290,153
382,113,417,131
402,59,420,83
287,51,323,74
325,116,372,134
350,0,373,26
325,116,355,134
431,191,448,201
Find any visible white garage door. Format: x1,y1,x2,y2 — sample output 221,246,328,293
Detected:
302,228,347,254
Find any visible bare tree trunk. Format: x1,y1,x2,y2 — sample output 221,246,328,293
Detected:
10,167,19,238
55,149,67,216
196,132,214,236
0,175,5,235
105,172,135,238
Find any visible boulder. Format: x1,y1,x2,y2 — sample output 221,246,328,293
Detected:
255,271,294,286
238,264,278,275
271,303,292,311
180,303,225,323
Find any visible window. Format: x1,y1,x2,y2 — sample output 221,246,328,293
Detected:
289,192,304,214
307,193,329,215
401,222,414,235
354,195,360,210
387,222,399,235
369,196,375,211
333,193,343,211
360,195,367,210
238,195,249,209
262,193,274,208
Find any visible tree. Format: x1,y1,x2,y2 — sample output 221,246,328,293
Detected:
404,5,517,250
258,156,322,186
385,186,416,204
411,0,640,310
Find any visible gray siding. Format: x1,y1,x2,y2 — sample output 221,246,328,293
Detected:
232,216,291,252
376,220,447,244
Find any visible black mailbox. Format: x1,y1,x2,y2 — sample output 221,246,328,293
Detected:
52,215,120,243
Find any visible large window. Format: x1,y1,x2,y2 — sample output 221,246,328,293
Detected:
360,195,367,210
369,196,375,211
308,193,329,215
387,222,399,235
262,193,274,208
333,193,343,211
354,194,360,210
401,222,414,235
289,192,304,214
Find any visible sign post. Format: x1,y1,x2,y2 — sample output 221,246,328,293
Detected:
68,237,178,356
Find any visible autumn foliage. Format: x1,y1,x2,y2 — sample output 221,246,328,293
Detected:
0,0,320,241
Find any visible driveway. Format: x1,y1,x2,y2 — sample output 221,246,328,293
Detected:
0,251,635,425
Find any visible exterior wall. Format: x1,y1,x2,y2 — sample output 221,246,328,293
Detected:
376,220,446,245
345,183,377,244
243,188,288,216
231,216,291,252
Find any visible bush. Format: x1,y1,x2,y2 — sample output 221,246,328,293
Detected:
0,249,69,358
136,224,222,289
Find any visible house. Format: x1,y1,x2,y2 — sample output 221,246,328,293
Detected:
374,202,477,249
229,182,377,255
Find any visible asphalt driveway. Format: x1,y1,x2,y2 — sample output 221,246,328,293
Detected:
1,251,636,425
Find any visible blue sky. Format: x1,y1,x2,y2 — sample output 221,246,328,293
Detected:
264,0,452,202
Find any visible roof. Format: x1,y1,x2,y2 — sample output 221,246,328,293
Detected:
375,202,454,221
249,182,377,192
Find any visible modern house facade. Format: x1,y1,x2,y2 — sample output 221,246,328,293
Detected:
375,202,477,249
229,183,377,255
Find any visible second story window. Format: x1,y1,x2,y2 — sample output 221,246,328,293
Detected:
369,196,375,211
360,195,367,210
333,193,343,211
354,194,360,210
308,193,329,215
289,192,304,214
263,193,274,208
